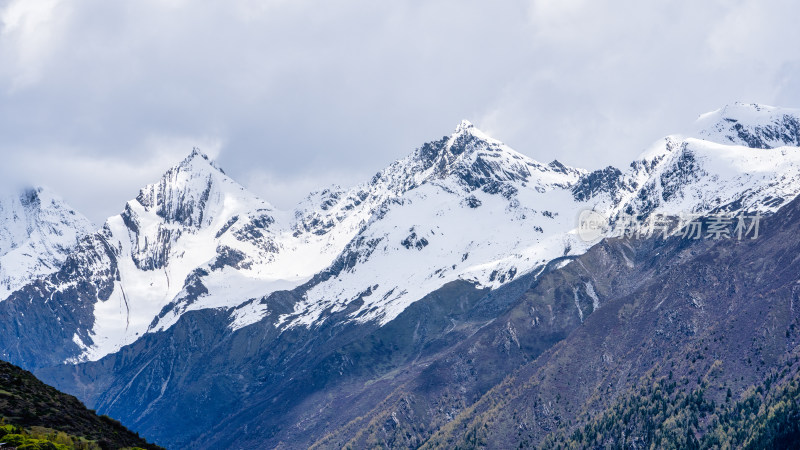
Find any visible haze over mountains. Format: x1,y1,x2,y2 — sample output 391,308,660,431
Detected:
2,102,800,448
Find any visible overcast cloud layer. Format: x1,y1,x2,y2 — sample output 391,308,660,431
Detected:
1,0,799,223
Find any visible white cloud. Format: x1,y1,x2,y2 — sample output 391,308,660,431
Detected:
0,0,68,90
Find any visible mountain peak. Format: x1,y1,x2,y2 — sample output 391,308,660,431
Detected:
454,119,475,134
134,148,255,227
188,146,208,159
390,118,581,195
178,147,225,175
17,185,79,212
693,102,800,149
409,120,501,171
0,186,91,251
0,185,93,301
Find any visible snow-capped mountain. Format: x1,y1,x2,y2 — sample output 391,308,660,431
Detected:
118,120,591,339
274,120,588,328
13,102,800,449
246,103,800,332
693,102,800,148
0,187,93,301
57,148,388,362
577,103,800,223
4,103,800,373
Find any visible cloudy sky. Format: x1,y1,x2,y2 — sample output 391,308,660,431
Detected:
1,0,798,223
